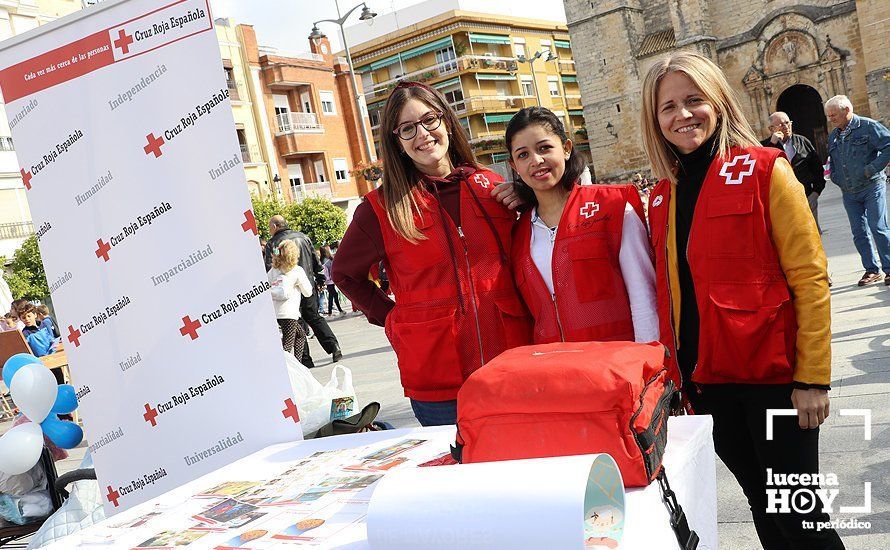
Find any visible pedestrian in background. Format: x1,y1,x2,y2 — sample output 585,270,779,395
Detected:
824,95,890,286
264,215,342,365
268,240,313,359
761,111,825,230
320,247,344,315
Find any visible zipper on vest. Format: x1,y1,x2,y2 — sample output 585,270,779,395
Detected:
457,226,485,366
551,293,566,341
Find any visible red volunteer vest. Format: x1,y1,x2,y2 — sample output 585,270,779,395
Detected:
368,167,533,401
648,146,797,386
513,184,646,343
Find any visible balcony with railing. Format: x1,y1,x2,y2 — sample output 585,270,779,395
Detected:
276,112,323,134
558,59,576,73
564,95,583,110
0,222,34,240
240,144,262,164
363,55,520,104
291,182,333,201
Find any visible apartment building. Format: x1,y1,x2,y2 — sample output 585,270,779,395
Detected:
226,25,375,207
348,6,587,166
0,0,82,259
215,19,276,199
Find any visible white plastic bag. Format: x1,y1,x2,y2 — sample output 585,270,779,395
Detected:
283,352,330,436
325,365,358,421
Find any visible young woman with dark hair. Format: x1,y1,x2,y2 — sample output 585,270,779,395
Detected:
506,107,658,345
332,82,532,426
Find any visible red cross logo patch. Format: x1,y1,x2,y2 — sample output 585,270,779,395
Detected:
719,154,756,185
473,173,491,189
580,201,600,219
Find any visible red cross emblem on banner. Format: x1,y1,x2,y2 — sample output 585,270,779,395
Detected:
473,173,491,188
113,29,134,55
179,315,201,340
106,485,121,507
143,403,159,427
282,398,300,423
241,210,258,235
67,325,82,347
20,169,32,190
143,133,165,158
719,154,756,185
580,201,600,219
95,238,111,262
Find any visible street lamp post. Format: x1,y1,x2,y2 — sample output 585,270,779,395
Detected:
516,50,557,108
310,1,377,164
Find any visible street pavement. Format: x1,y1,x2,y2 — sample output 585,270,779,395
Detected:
1,179,886,549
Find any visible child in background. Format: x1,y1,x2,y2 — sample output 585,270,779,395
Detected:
35,304,60,338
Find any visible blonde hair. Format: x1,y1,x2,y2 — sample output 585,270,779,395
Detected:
272,240,300,273
640,52,760,185
379,82,480,243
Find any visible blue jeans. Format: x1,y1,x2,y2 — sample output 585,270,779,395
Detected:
841,182,890,274
410,399,457,427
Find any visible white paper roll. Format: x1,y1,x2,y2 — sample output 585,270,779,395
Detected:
367,453,625,550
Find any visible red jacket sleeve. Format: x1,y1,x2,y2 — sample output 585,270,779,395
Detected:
331,200,395,327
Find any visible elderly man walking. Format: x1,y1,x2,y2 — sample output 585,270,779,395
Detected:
264,215,343,366
825,95,890,286
761,111,825,228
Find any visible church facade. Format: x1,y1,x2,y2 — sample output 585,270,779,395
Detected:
564,0,889,181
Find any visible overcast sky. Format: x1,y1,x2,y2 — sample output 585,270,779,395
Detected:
208,0,566,54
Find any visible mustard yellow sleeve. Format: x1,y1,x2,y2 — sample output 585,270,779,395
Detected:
768,157,831,386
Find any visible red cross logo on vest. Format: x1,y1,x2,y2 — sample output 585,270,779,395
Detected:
20,169,32,191
106,485,121,507
113,29,134,55
719,154,756,185
473,173,491,188
652,195,664,207
580,201,600,219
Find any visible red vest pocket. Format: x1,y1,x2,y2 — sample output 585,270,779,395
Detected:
494,298,533,350
569,238,616,302
388,308,463,391
705,192,755,259
698,282,792,382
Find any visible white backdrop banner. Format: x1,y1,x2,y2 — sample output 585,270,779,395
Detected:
0,0,303,514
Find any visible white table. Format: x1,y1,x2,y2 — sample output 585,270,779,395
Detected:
46,416,715,549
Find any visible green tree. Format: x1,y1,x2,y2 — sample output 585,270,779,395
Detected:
287,196,347,246
250,194,286,241
2,235,49,301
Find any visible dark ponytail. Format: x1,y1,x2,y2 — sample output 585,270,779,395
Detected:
505,106,586,209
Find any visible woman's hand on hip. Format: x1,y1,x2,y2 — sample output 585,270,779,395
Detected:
491,181,524,210
791,388,830,429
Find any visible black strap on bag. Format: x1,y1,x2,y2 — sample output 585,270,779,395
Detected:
657,469,700,549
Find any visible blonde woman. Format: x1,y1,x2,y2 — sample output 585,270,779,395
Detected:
268,240,314,361
640,52,842,549
332,81,532,426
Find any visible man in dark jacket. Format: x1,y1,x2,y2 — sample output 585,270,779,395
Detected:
761,112,826,229
265,215,342,367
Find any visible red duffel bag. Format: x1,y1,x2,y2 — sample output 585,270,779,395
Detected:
451,340,675,488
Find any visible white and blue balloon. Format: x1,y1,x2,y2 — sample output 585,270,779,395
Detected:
0,353,82,475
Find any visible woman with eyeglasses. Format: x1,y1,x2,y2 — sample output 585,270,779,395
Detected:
332,81,533,426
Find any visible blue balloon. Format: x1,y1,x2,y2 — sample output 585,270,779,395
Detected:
40,415,83,449
51,385,78,414
2,353,41,388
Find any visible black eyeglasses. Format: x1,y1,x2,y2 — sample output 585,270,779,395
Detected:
393,111,444,140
